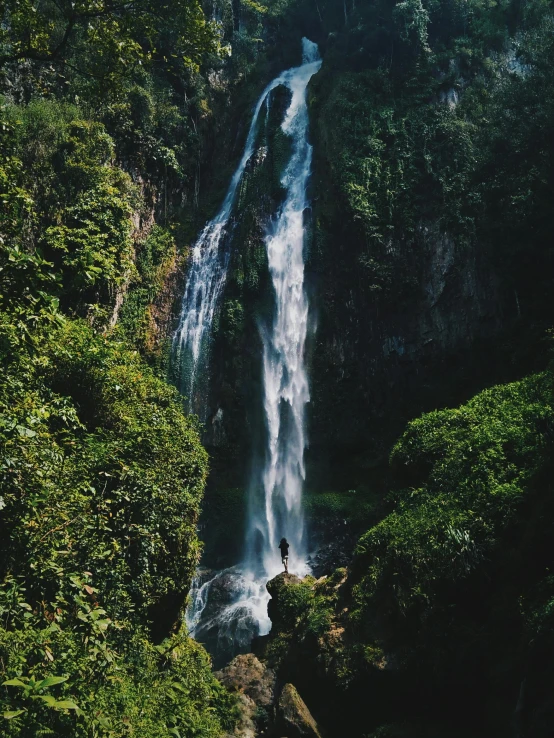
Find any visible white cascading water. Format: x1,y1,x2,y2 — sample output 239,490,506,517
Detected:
247,38,321,581
186,39,321,659
173,39,319,410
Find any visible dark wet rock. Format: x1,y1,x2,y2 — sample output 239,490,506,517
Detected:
195,607,258,670
199,569,244,622
307,532,356,578
192,570,260,669
277,683,322,738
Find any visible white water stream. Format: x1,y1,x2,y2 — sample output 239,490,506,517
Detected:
247,38,321,581
173,39,319,411
185,39,321,657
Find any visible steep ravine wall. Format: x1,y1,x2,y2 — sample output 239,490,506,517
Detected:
193,52,550,533
306,205,505,488
168,2,554,572
195,70,512,504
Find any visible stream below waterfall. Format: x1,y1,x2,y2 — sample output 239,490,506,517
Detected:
175,38,322,666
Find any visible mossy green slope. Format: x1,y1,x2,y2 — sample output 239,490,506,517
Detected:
262,371,554,737
0,3,241,731
0,263,237,735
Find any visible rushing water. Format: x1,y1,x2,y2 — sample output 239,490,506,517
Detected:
173,39,319,413
185,39,321,661
246,38,321,581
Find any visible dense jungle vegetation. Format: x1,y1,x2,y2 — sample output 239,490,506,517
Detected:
251,0,554,735
0,0,241,735
2,0,554,736
261,370,554,737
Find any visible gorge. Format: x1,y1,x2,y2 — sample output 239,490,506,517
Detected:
2,0,554,737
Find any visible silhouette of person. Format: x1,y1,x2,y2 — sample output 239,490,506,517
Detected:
279,538,289,573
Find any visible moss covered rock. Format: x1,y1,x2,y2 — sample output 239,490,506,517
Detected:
266,573,311,630
277,683,322,738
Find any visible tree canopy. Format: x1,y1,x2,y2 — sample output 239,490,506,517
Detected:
0,0,220,75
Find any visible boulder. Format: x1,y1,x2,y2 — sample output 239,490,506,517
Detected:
266,572,303,627
266,572,303,598
215,653,276,708
277,683,322,738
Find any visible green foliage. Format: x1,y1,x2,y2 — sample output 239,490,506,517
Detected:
1,100,137,319
0,260,237,735
315,67,477,253
310,0,554,311
118,225,181,358
44,121,136,300
393,0,431,52
354,372,552,614
304,488,380,532
255,0,297,18
0,0,220,76
265,572,343,665
2,316,208,614
0,2,280,736
276,577,315,624
0,92,236,733
265,372,554,735
0,604,237,736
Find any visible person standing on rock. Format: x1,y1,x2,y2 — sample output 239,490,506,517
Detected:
279,538,289,573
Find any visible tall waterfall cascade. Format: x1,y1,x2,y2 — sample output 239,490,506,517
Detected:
183,39,322,662
247,38,321,580
173,39,320,412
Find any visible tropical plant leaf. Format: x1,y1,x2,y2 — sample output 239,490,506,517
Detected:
54,700,80,710
3,710,25,719
36,676,68,689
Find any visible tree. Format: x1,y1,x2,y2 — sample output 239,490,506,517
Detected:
0,0,220,74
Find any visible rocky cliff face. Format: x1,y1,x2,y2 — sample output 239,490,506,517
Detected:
194,37,550,507
169,1,554,582
194,80,509,499
307,212,504,487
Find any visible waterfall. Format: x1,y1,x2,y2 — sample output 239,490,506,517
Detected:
186,39,321,654
173,45,317,411
246,38,321,581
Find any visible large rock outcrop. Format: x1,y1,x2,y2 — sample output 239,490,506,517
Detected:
215,653,276,709
277,683,323,738
215,646,323,738
216,654,276,738
266,573,304,629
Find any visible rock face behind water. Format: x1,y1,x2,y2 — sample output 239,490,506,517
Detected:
193,570,260,669
277,683,322,738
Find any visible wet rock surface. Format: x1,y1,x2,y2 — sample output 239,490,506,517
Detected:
307,532,356,578
191,570,260,669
